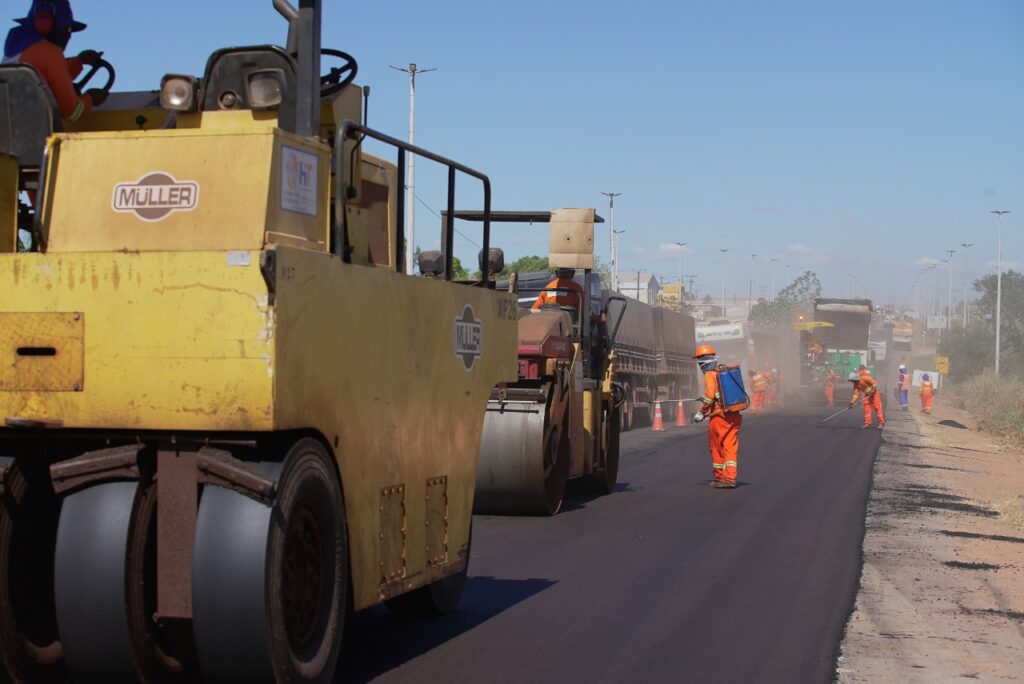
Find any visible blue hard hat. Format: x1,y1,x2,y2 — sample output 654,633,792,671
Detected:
922,373,930,381
16,1,87,33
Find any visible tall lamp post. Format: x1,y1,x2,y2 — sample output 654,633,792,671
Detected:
720,249,728,314
675,242,687,310
992,210,1012,374
945,249,956,330
747,254,757,315
613,228,626,291
390,62,437,275
961,242,973,327
601,192,622,290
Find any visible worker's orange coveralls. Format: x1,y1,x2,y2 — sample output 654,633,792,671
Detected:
750,372,768,413
920,380,934,414
851,374,885,428
11,40,94,122
531,278,584,315
765,370,777,408
700,369,742,485
824,369,836,406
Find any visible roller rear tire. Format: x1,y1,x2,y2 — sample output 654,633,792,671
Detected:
192,439,346,683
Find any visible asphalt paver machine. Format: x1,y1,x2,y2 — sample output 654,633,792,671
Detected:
0,2,518,682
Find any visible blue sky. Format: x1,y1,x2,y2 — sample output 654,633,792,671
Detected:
51,1,1023,305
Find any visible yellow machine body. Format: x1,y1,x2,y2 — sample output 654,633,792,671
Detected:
0,96,517,610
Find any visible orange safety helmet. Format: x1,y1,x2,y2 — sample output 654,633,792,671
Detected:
693,344,716,358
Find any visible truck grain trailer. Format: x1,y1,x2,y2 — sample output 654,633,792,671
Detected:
0,2,517,682
813,298,876,399
469,209,625,516
613,302,698,429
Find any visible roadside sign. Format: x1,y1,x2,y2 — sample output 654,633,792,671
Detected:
935,356,950,374
926,315,947,330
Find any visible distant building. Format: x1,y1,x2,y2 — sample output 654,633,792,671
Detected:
619,273,660,305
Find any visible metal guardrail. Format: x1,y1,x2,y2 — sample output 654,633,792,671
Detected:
338,120,492,284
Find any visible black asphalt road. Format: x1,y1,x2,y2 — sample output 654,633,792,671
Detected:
338,404,881,683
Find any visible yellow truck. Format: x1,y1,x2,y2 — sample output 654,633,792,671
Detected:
0,2,516,682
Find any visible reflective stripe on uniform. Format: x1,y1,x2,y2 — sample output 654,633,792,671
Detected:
68,98,85,122
712,463,725,469
701,397,713,404
724,461,737,467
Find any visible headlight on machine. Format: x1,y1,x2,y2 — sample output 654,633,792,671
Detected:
247,69,286,109
160,74,200,112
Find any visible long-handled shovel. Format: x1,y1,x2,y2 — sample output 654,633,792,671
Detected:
819,403,857,424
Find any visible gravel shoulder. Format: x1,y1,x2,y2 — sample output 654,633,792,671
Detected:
837,396,1024,682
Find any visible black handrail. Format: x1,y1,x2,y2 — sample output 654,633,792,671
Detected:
337,120,492,285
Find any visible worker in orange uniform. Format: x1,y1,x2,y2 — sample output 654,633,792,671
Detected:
919,373,935,415
748,369,768,413
691,344,742,489
4,1,107,123
532,267,585,317
849,367,885,429
823,365,837,407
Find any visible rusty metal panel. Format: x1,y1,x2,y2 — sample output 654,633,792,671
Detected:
425,476,448,567
363,179,391,267
0,153,16,253
0,312,83,391
378,484,406,585
156,450,197,620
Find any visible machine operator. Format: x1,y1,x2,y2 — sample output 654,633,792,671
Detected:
4,0,107,123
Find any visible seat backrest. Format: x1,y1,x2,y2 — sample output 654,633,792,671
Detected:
201,46,298,133
0,64,61,167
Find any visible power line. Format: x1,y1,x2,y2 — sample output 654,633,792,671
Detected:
413,193,481,249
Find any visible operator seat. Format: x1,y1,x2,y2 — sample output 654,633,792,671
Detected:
0,64,62,171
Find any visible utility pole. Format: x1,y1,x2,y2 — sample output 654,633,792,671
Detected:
675,242,686,311
686,275,697,302
390,62,437,275
601,192,622,290
961,242,973,327
720,249,728,315
945,249,956,330
992,210,1011,374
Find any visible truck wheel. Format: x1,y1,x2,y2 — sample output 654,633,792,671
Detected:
193,439,346,683
386,523,471,616
0,458,67,684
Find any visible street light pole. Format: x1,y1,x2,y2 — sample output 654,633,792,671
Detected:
601,192,622,290
747,254,757,316
390,62,437,275
613,228,625,291
961,242,973,327
720,249,728,314
675,242,686,310
992,210,1011,374
945,249,955,330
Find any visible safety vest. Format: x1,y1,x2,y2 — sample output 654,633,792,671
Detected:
921,380,933,396
899,372,910,391
751,372,768,392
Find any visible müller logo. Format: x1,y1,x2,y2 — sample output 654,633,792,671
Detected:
112,172,200,222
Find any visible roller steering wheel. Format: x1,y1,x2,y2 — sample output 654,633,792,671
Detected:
320,49,358,97
73,57,116,96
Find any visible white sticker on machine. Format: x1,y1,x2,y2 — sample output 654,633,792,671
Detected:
280,146,318,216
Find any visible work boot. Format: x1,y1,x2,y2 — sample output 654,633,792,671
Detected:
861,425,872,429
719,482,737,489
878,423,885,430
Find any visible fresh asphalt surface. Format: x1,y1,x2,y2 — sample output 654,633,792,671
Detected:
337,402,882,683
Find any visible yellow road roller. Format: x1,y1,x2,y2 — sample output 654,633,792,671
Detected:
456,209,626,515
0,2,517,682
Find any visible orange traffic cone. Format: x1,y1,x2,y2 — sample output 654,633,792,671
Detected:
652,401,666,432
675,400,687,427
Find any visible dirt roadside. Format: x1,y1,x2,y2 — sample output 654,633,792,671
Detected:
836,396,1024,682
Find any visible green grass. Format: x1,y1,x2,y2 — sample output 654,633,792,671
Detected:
948,371,1024,443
